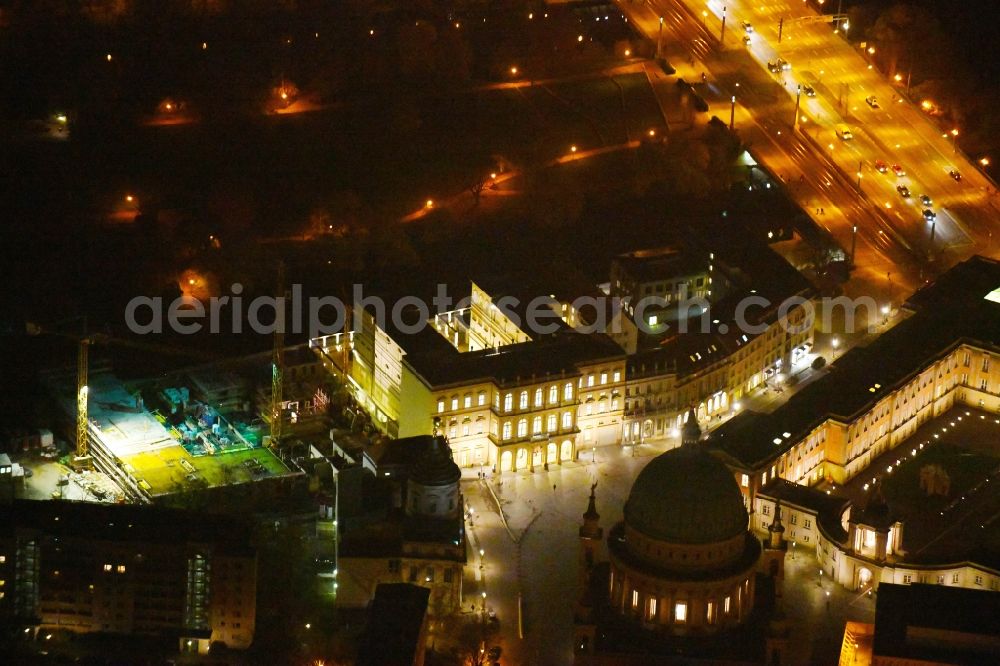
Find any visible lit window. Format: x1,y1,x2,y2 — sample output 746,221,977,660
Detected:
564,383,573,400
549,386,558,403
534,388,543,407
613,370,621,383
463,394,472,409
562,411,572,428
437,400,445,413
864,529,876,548
532,416,542,434
724,596,731,614
0,555,5,563
631,590,639,609
600,373,607,385
502,422,512,440
504,393,513,412
587,375,595,388
761,472,767,485
517,419,527,438
451,397,458,411
103,564,112,572
117,565,126,574
649,315,658,326
648,598,658,621
519,391,529,410
740,474,749,488
462,424,469,437
706,601,715,624
478,392,486,406
674,602,687,623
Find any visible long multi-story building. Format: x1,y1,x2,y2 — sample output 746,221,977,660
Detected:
619,241,816,448
709,256,1000,504
0,499,257,654
312,282,626,473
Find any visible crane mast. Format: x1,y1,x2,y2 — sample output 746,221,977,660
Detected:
270,262,285,447
77,338,90,459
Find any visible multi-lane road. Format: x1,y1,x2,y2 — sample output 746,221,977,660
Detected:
621,0,999,301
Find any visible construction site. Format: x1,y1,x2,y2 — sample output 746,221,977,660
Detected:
41,366,295,503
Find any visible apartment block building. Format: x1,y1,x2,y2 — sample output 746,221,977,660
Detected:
0,499,256,654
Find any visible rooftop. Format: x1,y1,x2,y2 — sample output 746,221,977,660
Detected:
0,498,254,553
872,583,1000,665
404,329,624,389
710,256,1000,469
357,583,429,666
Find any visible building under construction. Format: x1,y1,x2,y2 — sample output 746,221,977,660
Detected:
42,367,298,504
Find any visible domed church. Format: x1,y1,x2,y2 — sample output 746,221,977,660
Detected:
576,410,774,661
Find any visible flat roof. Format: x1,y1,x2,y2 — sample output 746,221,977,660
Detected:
710,256,1000,469
873,583,1000,665
357,584,429,666
404,329,625,389
0,498,254,552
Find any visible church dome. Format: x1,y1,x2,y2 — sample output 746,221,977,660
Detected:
410,436,461,487
624,445,748,545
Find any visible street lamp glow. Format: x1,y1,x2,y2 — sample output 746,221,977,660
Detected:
510,66,518,75
980,157,990,167
950,128,959,137
425,199,434,208
577,34,584,42
570,145,578,153
894,74,902,82
867,46,875,55
479,548,485,557
832,337,840,349
481,591,487,599
881,305,890,315
624,48,631,57
648,129,656,137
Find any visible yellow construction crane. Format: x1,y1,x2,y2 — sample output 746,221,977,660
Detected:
26,322,217,462
77,337,90,460
270,262,286,448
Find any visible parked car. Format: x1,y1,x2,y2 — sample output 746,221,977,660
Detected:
742,21,754,33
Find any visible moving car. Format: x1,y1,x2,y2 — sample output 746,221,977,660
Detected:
920,194,933,206
803,85,816,97
922,209,937,221
865,96,880,109
768,58,791,73
874,159,888,173
778,58,791,71
897,185,911,197
949,168,962,181
742,21,754,33
743,35,751,46
892,164,906,177
836,125,853,140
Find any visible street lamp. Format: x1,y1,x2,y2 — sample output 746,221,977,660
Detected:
720,6,727,43
793,85,801,128
657,17,664,57
730,95,736,130
831,337,840,359
851,224,857,266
